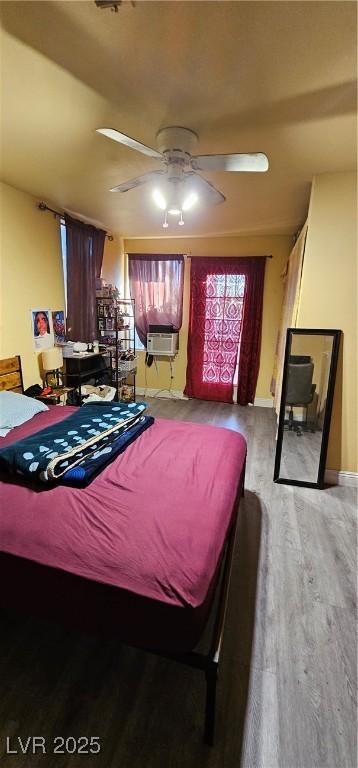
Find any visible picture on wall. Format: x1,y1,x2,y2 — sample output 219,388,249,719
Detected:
31,309,54,351
52,310,66,344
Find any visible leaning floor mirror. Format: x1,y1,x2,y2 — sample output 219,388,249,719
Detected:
274,328,341,489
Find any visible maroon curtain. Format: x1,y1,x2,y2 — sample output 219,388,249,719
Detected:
237,257,266,405
184,257,266,404
92,227,106,280
128,254,184,345
65,214,106,342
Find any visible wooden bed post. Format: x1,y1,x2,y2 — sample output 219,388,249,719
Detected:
202,460,245,745
204,660,218,746
0,356,24,394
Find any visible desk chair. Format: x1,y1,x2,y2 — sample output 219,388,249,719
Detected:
285,361,316,435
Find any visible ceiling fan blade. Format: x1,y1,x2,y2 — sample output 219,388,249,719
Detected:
110,170,166,193
97,128,163,160
191,152,269,173
185,172,226,205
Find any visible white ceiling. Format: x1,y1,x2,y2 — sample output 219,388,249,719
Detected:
0,0,356,238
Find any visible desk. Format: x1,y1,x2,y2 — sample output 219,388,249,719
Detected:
62,351,111,402
35,387,75,406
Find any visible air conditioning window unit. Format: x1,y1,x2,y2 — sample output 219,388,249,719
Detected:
147,332,178,357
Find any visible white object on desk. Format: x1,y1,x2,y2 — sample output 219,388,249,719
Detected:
62,349,104,359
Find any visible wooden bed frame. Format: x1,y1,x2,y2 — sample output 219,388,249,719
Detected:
0,355,245,745
153,476,245,745
0,355,24,394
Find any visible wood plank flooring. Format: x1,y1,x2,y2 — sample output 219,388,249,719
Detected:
280,428,324,483
0,398,356,768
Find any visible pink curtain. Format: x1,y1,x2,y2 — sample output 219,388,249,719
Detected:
128,254,184,345
184,257,266,404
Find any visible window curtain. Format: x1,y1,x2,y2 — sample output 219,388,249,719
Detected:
271,222,307,413
237,257,266,405
128,254,184,345
65,214,106,342
92,227,106,280
184,257,266,404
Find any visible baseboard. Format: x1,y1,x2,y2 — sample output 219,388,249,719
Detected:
138,389,274,405
253,398,274,408
324,470,358,488
137,387,188,400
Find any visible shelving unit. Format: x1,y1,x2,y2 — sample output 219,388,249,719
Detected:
96,295,136,402
62,349,112,404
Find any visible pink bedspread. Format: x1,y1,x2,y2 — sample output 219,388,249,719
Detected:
0,406,246,610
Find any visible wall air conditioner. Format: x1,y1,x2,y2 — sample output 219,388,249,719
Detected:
146,332,178,357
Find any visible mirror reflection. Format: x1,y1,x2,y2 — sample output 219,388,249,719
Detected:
274,329,341,487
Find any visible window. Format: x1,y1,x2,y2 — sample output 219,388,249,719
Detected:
185,256,265,404
128,255,184,348
60,220,67,313
202,273,245,384
134,328,145,351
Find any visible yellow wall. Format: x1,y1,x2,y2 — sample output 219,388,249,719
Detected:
101,235,124,292
0,181,65,388
123,235,292,400
297,171,357,473
0,183,126,388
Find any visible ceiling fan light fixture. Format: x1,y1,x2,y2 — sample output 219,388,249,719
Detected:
161,210,185,228
152,188,167,210
182,192,198,211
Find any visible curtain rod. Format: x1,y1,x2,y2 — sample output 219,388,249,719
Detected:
184,253,272,259
37,202,114,240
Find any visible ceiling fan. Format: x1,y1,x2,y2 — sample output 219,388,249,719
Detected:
96,126,269,213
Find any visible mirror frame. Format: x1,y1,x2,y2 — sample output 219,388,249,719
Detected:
273,328,341,489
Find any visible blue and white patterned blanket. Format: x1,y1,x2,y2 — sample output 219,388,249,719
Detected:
0,401,153,487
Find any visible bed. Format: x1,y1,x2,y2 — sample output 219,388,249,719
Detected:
0,355,247,744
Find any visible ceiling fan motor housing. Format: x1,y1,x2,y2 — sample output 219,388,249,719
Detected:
167,156,186,182
156,126,198,159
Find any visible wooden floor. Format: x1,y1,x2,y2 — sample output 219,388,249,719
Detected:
280,427,324,483
0,398,356,768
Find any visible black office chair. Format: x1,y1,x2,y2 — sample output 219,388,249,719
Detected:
285,361,316,435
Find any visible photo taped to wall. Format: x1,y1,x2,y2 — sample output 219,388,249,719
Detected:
31,310,54,350
52,310,66,344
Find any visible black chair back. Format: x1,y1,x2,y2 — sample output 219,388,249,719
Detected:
286,362,314,406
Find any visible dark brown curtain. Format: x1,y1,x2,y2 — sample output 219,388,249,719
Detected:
93,227,106,280
237,257,266,405
65,214,106,342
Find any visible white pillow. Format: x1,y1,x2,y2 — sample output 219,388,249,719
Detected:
0,390,49,437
